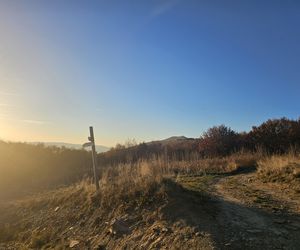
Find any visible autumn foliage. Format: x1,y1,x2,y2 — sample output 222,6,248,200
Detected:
101,117,300,162
246,118,300,153
198,125,240,157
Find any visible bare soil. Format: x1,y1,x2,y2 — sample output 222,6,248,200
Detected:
176,167,300,250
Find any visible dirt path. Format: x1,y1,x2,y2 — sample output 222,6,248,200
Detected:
177,170,300,249
212,173,300,249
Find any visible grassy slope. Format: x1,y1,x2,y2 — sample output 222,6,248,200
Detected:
0,178,215,250
1,153,300,249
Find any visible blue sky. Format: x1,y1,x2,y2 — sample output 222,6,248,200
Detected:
0,0,299,146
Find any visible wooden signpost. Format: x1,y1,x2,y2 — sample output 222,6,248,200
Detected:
83,126,100,190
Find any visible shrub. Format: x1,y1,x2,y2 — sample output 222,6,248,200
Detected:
247,118,300,153
198,125,240,156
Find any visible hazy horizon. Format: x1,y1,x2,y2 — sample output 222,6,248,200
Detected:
1,1,300,147
0,134,191,148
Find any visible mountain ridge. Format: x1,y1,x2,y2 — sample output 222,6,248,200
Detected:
30,141,110,153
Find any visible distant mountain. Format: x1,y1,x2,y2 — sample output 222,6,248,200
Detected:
29,136,196,154
30,142,110,153
162,136,191,142
148,136,196,146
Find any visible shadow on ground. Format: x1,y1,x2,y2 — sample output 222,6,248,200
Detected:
167,169,300,250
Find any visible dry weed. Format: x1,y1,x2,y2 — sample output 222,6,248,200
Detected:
257,153,300,183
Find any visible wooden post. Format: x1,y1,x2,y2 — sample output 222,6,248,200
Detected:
89,126,100,190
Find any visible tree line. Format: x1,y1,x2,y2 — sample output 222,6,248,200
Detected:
0,142,92,199
99,117,300,165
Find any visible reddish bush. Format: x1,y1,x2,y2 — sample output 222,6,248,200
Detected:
198,125,240,156
247,118,300,153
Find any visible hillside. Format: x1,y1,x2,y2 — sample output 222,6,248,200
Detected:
148,136,195,145
1,118,300,249
1,154,299,249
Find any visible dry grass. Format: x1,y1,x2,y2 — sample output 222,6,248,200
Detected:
0,161,213,249
257,153,300,183
0,163,169,249
10,150,291,214
82,151,263,214
94,162,166,210
2,151,299,249
141,151,261,175
12,151,296,218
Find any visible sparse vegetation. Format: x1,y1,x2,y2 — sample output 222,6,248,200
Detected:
1,151,300,249
1,117,300,249
0,163,214,249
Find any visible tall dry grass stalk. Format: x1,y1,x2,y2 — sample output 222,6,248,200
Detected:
88,151,263,209
99,150,263,182
92,161,166,209
17,150,299,215
257,152,300,182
